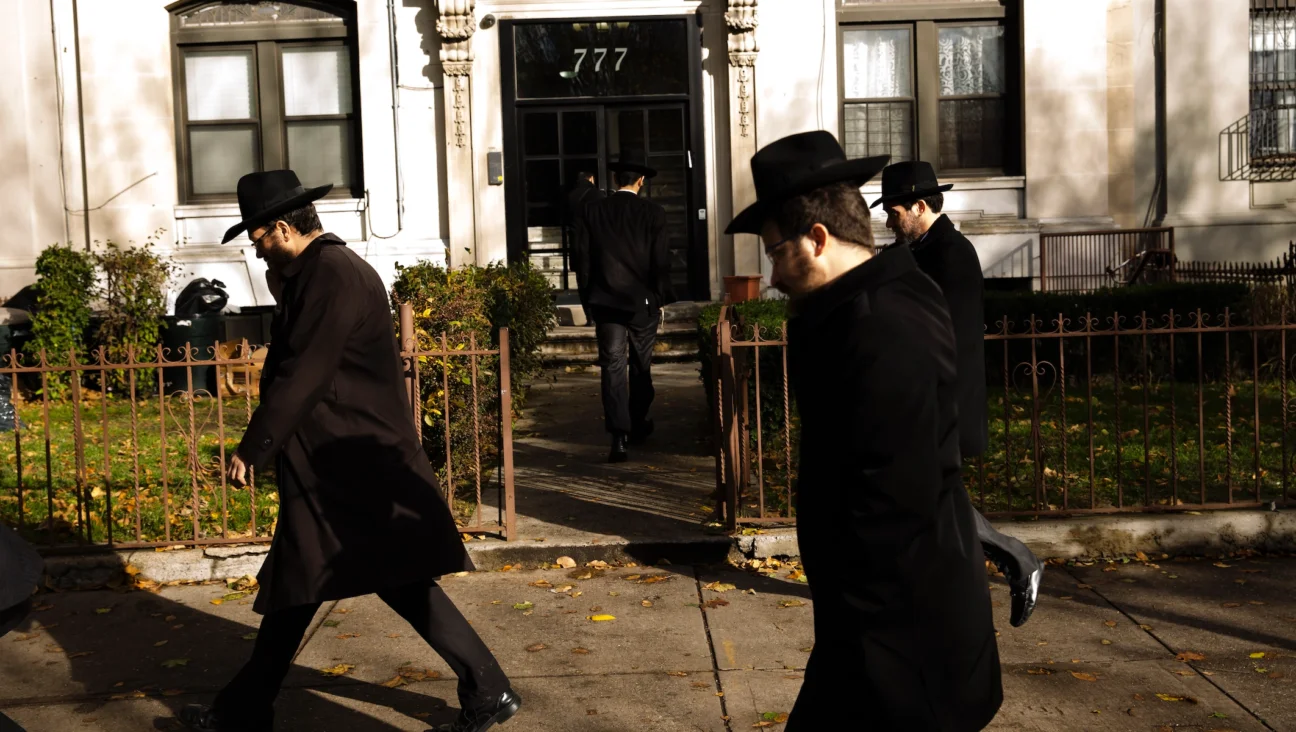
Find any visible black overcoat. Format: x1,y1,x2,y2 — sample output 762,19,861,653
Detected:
908,214,989,458
574,190,674,314
237,234,472,615
566,180,605,307
785,247,1001,730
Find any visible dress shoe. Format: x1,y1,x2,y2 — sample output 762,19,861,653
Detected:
629,419,655,445
431,689,522,732
608,434,629,463
179,704,271,732
1008,563,1043,627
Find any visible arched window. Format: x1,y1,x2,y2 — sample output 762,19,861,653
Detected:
168,1,360,203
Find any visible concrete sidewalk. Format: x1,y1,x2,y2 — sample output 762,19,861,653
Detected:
3,554,1294,731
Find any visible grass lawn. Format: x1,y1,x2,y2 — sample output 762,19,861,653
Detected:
735,376,1296,519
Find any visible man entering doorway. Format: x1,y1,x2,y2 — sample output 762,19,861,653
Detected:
575,153,675,463
873,160,1044,627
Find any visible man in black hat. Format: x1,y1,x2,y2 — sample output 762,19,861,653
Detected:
575,153,674,462
180,171,520,732
872,161,1044,627
727,132,1002,730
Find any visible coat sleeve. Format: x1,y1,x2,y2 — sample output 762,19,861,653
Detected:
651,204,675,306
938,240,985,356
237,255,360,469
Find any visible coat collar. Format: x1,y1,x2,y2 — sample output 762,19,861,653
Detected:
790,245,920,328
280,232,343,279
911,214,954,253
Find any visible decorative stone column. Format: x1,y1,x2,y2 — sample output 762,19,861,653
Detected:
437,0,476,268
726,0,762,278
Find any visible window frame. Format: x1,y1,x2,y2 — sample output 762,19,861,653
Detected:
836,0,1022,177
168,1,362,204
840,24,918,165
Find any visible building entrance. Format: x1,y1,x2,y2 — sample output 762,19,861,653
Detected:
501,17,708,301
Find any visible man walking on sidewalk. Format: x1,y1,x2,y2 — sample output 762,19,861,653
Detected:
575,151,675,463
727,132,1002,730
872,161,1044,627
180,171,520,732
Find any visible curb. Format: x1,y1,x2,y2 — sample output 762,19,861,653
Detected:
731,509,1296,561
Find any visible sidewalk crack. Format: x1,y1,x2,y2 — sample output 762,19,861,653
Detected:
693,565,734,732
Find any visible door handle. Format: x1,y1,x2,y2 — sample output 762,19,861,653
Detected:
687,150,693,169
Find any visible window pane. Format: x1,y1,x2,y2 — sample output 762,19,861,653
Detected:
1251,12,1296,85
524,112,559,156
939,98,1004,170
562,111,598,155
843,102,913,162
648,108,685,153
185,49,255,121
190,126,258,194
842,29,912,99
282,46,353,116
286,120,352,187
938,25,1005,96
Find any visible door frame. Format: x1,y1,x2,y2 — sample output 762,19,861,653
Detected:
499,14,709,301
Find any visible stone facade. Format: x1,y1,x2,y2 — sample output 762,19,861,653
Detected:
0,0,1292,307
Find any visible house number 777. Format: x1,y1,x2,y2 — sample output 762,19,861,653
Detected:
573,48,629,74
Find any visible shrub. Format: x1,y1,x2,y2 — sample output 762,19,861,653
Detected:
94,233,178,392
389,260,555,515
26,245,96,396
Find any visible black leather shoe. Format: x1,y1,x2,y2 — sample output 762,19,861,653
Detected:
1009,563,1043,628
179,704,271,732
608,434,629,463
629,419,655,445
431,689,522,732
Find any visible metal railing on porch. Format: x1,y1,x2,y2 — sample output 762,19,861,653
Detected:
0,312,516,550
1039,227,1175,293
712,305,1296,530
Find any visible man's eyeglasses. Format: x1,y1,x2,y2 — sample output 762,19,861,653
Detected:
764,227,813,259
248,226,275,248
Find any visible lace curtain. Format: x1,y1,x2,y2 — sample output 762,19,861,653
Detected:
938,26,1004,96
1252,11,1296,155
843,29,911,99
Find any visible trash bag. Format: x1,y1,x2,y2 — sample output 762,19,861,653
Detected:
3,285,41,315
175,278,229,317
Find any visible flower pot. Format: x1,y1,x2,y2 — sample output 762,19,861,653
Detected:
723,275,764,304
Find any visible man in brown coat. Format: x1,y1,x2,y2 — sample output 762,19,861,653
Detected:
180,171,520,732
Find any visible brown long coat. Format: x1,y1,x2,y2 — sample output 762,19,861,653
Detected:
238,234,472,615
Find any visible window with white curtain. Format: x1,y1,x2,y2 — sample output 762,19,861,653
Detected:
1250,7,1296,164
840,14,1015,175
171,2,359,203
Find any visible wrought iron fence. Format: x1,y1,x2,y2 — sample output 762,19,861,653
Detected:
712,306,1296,529
0,312,515,549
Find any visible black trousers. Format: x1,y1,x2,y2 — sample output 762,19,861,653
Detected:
973,510,1039,577
213,581,508,726
592,305,659,435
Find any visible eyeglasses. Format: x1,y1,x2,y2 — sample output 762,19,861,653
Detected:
248,226,275,248
764,227,813,259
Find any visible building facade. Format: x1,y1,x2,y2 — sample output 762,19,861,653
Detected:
2,0,1295,308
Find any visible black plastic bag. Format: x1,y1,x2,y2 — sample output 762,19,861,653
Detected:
175,278,229,317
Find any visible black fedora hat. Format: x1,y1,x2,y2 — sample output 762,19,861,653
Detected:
868,160,953,209
726,131,889,235
607,148,657,179
221,170,332,244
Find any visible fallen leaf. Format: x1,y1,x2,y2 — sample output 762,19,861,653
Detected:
1174,670,1196,676
1222,603,1242,608
640,600,653,608
153,640,168,647
703,582,737,593
335,633,360,640
586,560,609,569
94,608,112,615
1250,652,1266,659
667,671,689,677
571,648,590,655
161,658,190,668
322,620,341,628
526,643,547,652
396,666,439,681
528,580,552,588
555,556,577,569
704,599,730,610
1176,651,1206,662
1027,668,1053,675
588,614,616,622
1104,620,1118,628
319,663,355,677
778,600,806,609
1101,639,1112,645
1214,562,1232,568
380,676,406,688
209,599,224,606
1071,672,1098,682
512,602,534,611
1135,552,1149,562
1139,625,1153,631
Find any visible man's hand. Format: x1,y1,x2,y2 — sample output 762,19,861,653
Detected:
227,453,250,487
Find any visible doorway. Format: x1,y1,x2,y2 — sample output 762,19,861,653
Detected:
501,17,708,301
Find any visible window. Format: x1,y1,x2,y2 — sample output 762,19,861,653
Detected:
838,3,1019,176
170,1,359,202
1250,3,1296,167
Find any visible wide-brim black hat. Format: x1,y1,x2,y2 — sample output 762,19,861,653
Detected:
607,148,657,179
221,170,332,244
868,160,953,209
726,131,889,235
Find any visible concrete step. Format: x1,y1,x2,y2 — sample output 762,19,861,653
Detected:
540,322,700,365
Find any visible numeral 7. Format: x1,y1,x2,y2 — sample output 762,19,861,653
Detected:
573,48,587,74
593,48,608,72
615,48,628,71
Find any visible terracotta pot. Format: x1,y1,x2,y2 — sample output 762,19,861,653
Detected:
723,275,764,303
